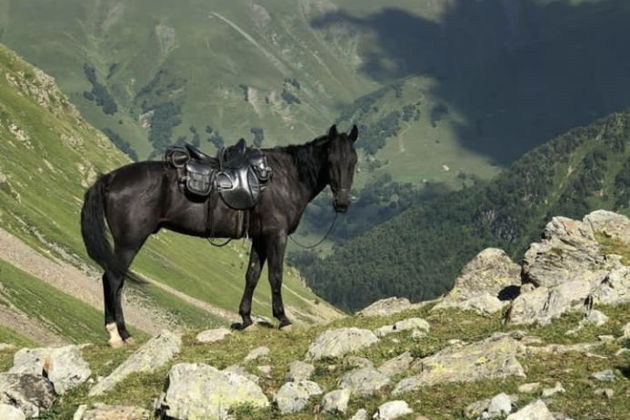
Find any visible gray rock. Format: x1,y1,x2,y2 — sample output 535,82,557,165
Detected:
394,335,525,394
506,400,554,420
378,352,414,377
591,265,630,306
517,382,540,393
465,393,517,419
244,346,270,363
346,356,374,369
286,361,314,382
433,248,521,314
584,309,609,326
222,364,259,384
10,345,91,395
350,408,368,420
357,297,422,317
321,388,351,414
0,373,56,418
526,342,600,355
541,382,565,397
305,328,378,361
584,210,630,246
374,318,430,337
159,363,268,419
74,404,150,420
89,330,181,396
591,369,616,382
195,327,231,344
257,365,272,378
0,404,25,420
274,380,322,414
339,367,390,397
373,400,413,420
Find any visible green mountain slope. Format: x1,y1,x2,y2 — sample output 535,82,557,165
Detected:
304,110,630,311
0,44,340,345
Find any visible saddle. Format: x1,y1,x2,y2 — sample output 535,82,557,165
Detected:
164,139,271,210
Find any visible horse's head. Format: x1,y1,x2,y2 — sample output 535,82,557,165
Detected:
326,124,358,213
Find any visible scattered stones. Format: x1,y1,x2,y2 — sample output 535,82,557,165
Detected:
350,408,369,420
321,388,351,414
339,367,391,397
89,330,181,396
274,380,322,414
195,327,231,344
286,361,315,382
378,352,414,377
158,363,268,419
591,369,616,382
465,393,516,419
73,403,150,420
432,248,521,314
594,388,614,399
0,403,25,420
394,335,525,394
0,373,56,418
305,328,378,361
10,345,91,395
517,382,541,393
357,297,422,317
541,382,565,397
346,356,374,369
373,400,413,420
505,399,554,420
374,318,430,337
244,346,270,362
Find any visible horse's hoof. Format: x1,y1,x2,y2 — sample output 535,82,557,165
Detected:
108,339,124,349
230,322,253,331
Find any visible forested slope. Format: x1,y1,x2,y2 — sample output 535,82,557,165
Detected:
304,110,630,311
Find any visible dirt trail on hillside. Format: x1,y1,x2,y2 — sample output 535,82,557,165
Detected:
0,228,167,336
0,304,66,346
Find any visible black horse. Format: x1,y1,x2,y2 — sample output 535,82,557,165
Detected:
81,125,358,346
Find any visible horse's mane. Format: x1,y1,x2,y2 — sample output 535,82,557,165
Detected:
265,134,330,188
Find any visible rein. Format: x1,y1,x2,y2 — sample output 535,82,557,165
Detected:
289,211,338,249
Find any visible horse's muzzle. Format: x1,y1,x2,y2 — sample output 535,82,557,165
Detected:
333,199,349,213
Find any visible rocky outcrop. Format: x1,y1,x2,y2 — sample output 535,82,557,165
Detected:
158,363,268,420
274,380,322,414
0,373,56,418
433,248,521,314
0,403,25,420
338,367,390,397
393,334,525,394
507,211,630,325
305,328,378,360
378,352,414,377
321,388,351,414
357,297,422,317
10,345,91,395
89,330,181,396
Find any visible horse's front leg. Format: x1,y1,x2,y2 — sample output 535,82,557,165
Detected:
266,232,291,329
232,238,266,330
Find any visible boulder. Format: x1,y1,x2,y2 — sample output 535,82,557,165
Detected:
305,328,378,361
0,404,25,420
274,380,322,414
339,367,390,397
158,363,268,419
433,248,521,314
506,400,554,420
357,297,421,317
350,408,369,420
393,335,525,394
374,318,430,337
10,345,91,394
73,404,150,420
591,265,630,306
584,210,630,246
378,352,414,377
244,346,269,363
89,330,181,396
0,373,56,418
321,388,351,414
222,364,259,384
373,400,413,420
195,327,231,344
465,393,516,419
285,361,314,382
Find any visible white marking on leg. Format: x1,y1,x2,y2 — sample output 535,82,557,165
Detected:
106,323,123,348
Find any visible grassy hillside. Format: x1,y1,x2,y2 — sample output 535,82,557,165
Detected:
0,44,340,345
303,110,630,311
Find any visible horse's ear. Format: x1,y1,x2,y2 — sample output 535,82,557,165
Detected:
328,124,338,139
348,124,358,142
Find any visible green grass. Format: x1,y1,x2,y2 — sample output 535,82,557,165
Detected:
596,233,630,266
36,302,630,419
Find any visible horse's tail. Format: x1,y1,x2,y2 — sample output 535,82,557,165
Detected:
80,174,118,275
